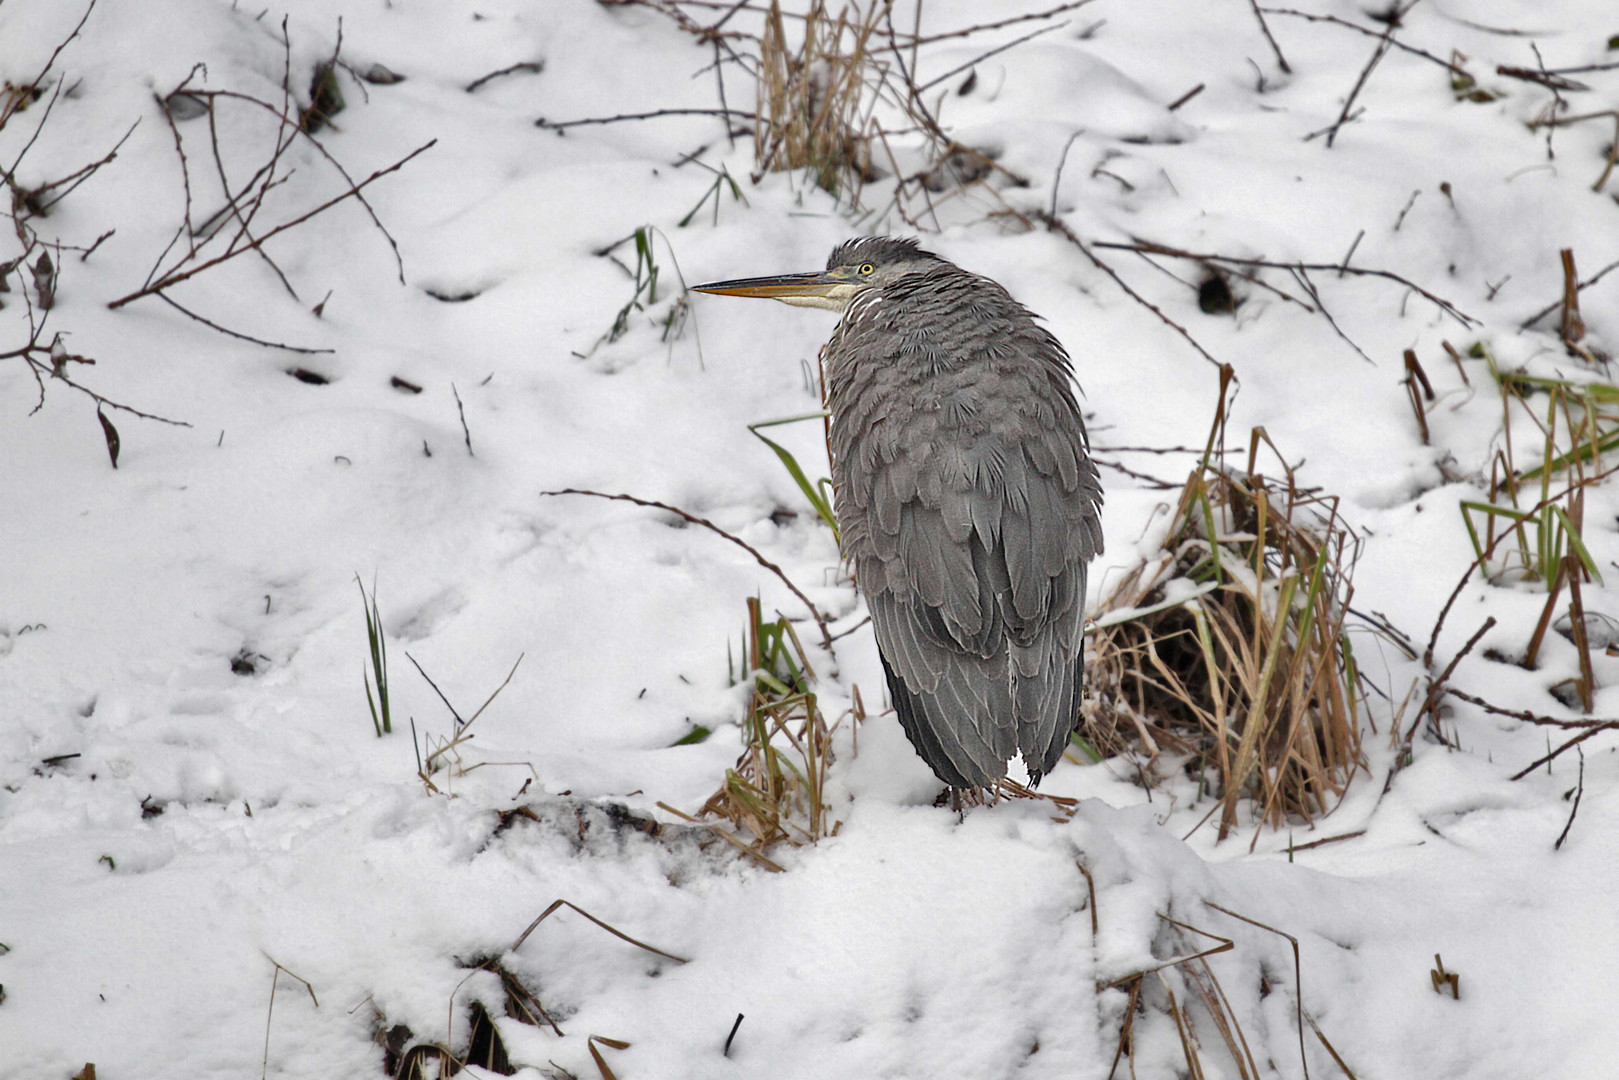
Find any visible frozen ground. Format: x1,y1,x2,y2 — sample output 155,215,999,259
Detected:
3,0,1619,1077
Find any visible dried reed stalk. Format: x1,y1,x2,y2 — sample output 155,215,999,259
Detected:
700,596,838,854
1083,379,1368,842
754,0,879,197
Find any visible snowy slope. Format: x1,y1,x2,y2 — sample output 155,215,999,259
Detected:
3,1,1619,1077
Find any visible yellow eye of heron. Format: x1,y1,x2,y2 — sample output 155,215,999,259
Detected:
859,263,875,275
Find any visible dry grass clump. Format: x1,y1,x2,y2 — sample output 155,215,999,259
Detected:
1083,374,1367,842
665,597,851,869
754,0,881,199
610,0,1069,225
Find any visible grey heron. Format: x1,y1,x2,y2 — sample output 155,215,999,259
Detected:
695,237,1103,794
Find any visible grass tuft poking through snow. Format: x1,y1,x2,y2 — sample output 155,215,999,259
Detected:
1085,368,1377,844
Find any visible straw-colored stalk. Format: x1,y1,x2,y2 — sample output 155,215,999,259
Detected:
755,0,880,197
701,597,841,853
1084,389,1368,842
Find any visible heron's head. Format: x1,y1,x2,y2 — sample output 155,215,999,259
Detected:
692,236,942,312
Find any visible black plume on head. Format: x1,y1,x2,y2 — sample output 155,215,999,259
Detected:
827,236,942,271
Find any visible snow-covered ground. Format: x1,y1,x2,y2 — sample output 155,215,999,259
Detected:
4,1,1619,1076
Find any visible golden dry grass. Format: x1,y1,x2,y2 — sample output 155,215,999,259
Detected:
1083,375,1368,842
692,597,851,864
754,0,881,199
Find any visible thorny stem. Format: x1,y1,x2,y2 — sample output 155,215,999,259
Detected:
106,140,435,309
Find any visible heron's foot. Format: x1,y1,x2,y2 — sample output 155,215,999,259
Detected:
933,785,998,815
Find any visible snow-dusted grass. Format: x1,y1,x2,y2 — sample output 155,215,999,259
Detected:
4,1,1619,1077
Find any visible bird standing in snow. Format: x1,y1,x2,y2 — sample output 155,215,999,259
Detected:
695,237,1103,795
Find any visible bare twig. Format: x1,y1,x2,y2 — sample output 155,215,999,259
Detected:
1554,746,1584,849
205,88,300,301
452,382,473,456
1246,0,1291,74
1205,902,1309,1080
1167,84,1205,112
156,294,332,354
31,119,139,213
1093,238,1476,328
536,107,753,131
1289,266,1373,363
511,898,688,963
1048,130,1084,219
107,139,435,309
915,20,1066,94
1393,189,1421,231
1039,215,1226,369
879,0,1098,50
1259,7,1465,76
1496,64,1587,93
1405,616,1495,747
12,0,98,120
1510,722,1617,780
539,488,834,653
466,60,543,93
1286,829,1366,851
1326,18,1397,148
1520,256,1619,330
1446,689,1613,730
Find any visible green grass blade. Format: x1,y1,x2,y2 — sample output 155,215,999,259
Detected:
748,415,840,542
1548,505,1603,584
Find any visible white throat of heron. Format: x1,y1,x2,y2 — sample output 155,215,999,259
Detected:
774,282,863,311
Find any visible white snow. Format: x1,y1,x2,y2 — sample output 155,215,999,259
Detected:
4,0,1619,1077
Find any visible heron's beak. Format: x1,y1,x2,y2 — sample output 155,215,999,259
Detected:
692,270,855,311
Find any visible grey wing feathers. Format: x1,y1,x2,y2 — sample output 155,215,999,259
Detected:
830,272,1103,788
859,453,1097,788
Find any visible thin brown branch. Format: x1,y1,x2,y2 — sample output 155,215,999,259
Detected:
1542,60,1619,76
1406,616,1495,747
1093,457,1180,489
1447,688,1613,729
1286,829,1366,851
1510,722,1617,780
1497,64,1588,92
147,89,200,289
1246,0,1291,74
880,0,1098,50
3,76,64,186
1094,238,1476,328
539,488,834,654
1167,84,1206,112
1260,6,1465,75
156,294,333,354
915,20,1066,94
1554,746,1584,849
466,60,544,94
206,87,300,302
19,0,97,107
1039,215,1227,369
536,107,754,130
1520,256,1619,330
1327,19,1396,148
32,119,139,212
510,898,688,963
1290,266,1374,363
107,139,435,309
186,81,409,284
